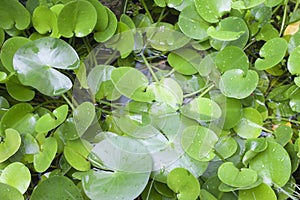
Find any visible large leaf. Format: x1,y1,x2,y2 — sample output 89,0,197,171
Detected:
0,129,21,162
31,176,83,200
13,37,80,96
167,168,200,200
57,0,97,37
0,183,24,200
195,0,231,23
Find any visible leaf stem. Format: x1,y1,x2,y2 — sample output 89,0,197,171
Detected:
141,53,159,82
213,149,227,162
261,126,273,134
279,1,288,36
267,116,300,125
99,100,122,109
140,0,154,23
183,84,214,98
62,94,75,110
294,0,300,12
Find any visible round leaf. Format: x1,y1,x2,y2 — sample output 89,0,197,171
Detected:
288,46,300,75
234,108,263,139
87,0,108,32
73,102,95,137
0,162,31,194
6,76,35,102
218,162,258,188
180,97,222,121
232,0,265,9
219,69,259,99
181,126,218,161
214,136,238,160
239,183,277,200
167,168,200,200
94,7,117,42
57,0,97,37
0,129,21,162
31,176,83,200
13,37,80,96
195,0,231,23
274,125,293,146
207,26,245,41
255,38,287,70
0,183,23,200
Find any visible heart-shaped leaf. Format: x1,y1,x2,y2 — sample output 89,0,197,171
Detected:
167,168,200,200
0,129,21,162
94,7,117,42
35,105,68,133
0,183,23,200
219,69,259,99
218,162,258,187
195,0,231,23
13,37,80,96
63,139,91,171
178,4,209,40
0,0,30,30
73,102,95,137
180,97,222,121
255,38,287,70
215,46,249,73
234,108,263,139
0,162,31,194
34,137,57,172
239,183,277,200
249,141,291,187
57,0,97,37
31,176,83,200
181,126,218,161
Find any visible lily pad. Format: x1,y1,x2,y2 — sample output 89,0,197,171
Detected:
180,97,222,122
0,183,24,200
57,0,97,37
218,162,258,187
0,129,21,162
0,162,31,194
167,168,200,200
181,126,218,161
239,183,277,200
255,38,287,70
234,108,263,139
219,69,259,99
13,37,80,96
31,176,83,200
195,0,231,23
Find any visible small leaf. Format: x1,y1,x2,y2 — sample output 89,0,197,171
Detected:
195,0,231,23
232,0,266,9
288,46,300,75
57,0,97,37
265,0,283,7
214,136,238,160
34,137,57,172
167,168,200,200
94,7,117,42
255,38,287,70
284,20,300,36
218,162,258,187
219,69,259,99
0,129,21,162
0,183,23,200
6,76,35,102
239,183,277,200
0,162,31,194
181,126,218,161
73,102,95,137
207,26,245,41
87,0,108,32
31,176,83,200
274,125,293,146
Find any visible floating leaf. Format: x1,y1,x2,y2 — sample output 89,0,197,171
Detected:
256,23,279,41
181,97,222,121
6,76,35,102
167,168,200,200
178,4,209,40
265,0,283,7
94,7,117,42
288,46,300,75
0,183,23,200
0,0,30,30
195,0,231,23
214,136,238,160
215,46,249,73
73,102,95,137
207,26,245,41
181,126,218,161
31,176,83,200
87,0,108,32
218,162,258,187
239,183,277,200
154,0,166,7
219,69,259,99
13,37,80,96
274,125,293,146
0,162,31,194
34,137,57,172
120,14,136,30
255,38,287,70
57,0,97,37
0,129,21,162
234,108,263,139
232,0,266,9
55,118,78,141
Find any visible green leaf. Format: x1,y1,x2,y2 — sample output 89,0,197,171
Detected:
87,0,108,32
167,168,200,200
207,26,245,41
35,105,68,133
0,0,30,30
0,129,21,162
168,48,201,75
0,162,31,194
155,0,166,7
181,126,218,161
198,52,217,76
0,37,31,73
154,182,175,197
180,97,222,122
64,139,91,171
214,136,238,160
243,138,268,165
249,141,291,187
13,37,80,96
6,76,35,102
255,38,287,70
73,102,95,137
274,125,293,146
215,46,249,73
255,24,279,41
234,108,263,139
0,183,24,200
94,7,117,42
34,137,57,172
239,183,277,200
31,176,83,200
120,14,136,30
55,118,78,140
219,69,259,99
232,0,266,9
288,46,300,75
288,29,300,53
218,162,258,187
178,4,210,40
0,28,4,47
57,0,97,37
195,0,231,23
264,0,283,7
